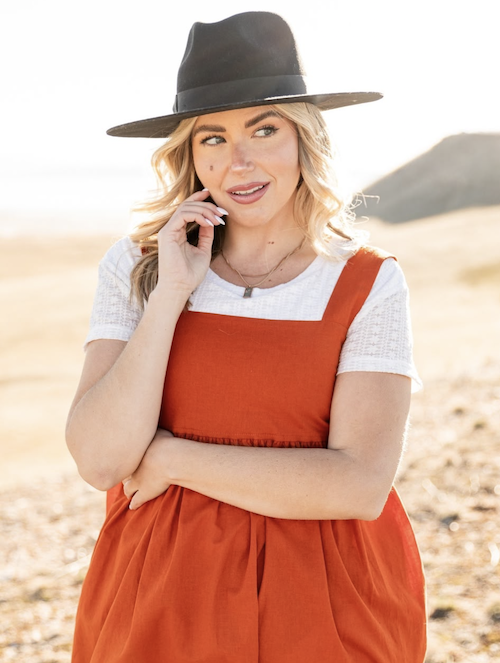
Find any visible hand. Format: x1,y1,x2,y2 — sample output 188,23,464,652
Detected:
156,189,227,294
122,428,175,510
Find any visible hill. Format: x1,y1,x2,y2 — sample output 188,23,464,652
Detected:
360,133,500,222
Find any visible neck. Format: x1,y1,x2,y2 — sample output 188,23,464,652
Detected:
221,224,307,275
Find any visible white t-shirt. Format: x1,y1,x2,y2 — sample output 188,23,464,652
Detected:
85,237,422,392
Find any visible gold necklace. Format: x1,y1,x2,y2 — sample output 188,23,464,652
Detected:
221,237,306,298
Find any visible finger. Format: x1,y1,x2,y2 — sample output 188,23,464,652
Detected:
122,478,135,500
165,210,221,232
197,223,216,253
178,205,226,226
129,491,143,510
198,189,229,218
172,193,228,224
185,188,211,202
185,189,227,218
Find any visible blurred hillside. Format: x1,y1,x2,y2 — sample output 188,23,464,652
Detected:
361,133,500,222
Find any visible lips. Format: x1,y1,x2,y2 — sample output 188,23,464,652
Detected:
226,182,269,204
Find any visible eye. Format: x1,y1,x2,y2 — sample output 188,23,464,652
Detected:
200,134,225,146
254,125,279,138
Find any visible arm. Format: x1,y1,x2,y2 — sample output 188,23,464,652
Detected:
125,371,410,520
65,190,225,490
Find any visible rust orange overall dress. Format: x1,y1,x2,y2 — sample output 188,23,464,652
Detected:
72,247,427,662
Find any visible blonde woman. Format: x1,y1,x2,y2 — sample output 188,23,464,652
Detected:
67,11,426,663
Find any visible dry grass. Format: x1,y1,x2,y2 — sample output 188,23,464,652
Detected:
1,206,500,661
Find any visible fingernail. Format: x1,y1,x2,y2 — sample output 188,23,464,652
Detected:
217,207,228,215
203,217,214,227
215,216,225,225
202,188,209,192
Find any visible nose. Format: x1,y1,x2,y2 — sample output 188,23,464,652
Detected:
230,142,254,173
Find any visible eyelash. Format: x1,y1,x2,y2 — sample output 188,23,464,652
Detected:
255,124,279,137
200,134,223,146
199,124,279,145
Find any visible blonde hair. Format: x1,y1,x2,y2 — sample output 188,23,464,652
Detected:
129,102,365,303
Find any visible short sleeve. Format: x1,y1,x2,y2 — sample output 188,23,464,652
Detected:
84,236,143,349
337,258,423,392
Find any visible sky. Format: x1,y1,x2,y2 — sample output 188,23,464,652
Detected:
1,0,498,233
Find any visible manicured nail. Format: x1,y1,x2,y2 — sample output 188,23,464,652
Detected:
203,217,214,227
202,188,209,192
217,207,229,215
215,216,225,225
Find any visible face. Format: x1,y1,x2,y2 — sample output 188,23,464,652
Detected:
191,106,301,230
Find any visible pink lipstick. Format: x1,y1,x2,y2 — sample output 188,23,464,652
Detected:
226,182,269,205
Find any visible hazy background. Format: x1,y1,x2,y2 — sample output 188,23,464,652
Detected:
1,0,499,235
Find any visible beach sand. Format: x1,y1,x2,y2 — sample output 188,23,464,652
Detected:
1,207,499,661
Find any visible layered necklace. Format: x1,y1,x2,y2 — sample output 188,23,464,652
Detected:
220,237,306,298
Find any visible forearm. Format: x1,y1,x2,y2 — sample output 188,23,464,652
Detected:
66,288,187,489
166,438,394,520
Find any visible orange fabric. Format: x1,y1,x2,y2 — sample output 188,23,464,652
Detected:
74,247,427,662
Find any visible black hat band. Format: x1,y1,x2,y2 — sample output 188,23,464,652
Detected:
173,75,308,114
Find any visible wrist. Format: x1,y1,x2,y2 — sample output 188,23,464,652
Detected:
147,286,191,316
161,435,191,485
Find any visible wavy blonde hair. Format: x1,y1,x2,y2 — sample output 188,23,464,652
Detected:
129,102,365,303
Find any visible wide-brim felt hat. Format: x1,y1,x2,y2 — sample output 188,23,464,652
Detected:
107,11,382,138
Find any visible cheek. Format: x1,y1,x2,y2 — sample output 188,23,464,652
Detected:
272,142,300,179
286,138,300,169
274,133,300,169
193,149,219,181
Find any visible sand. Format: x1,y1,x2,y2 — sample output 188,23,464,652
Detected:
1,206,499,661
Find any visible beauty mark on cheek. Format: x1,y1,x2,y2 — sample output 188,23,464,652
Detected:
210,165,213,171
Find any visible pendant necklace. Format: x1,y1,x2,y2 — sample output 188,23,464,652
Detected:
221,237,306,298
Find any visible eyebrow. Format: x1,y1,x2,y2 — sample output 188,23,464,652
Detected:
192,110,281,137
244,110,281,128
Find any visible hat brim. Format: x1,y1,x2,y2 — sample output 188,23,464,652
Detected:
106,91,382,138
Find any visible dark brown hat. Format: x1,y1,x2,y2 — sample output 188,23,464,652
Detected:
107,11,382,138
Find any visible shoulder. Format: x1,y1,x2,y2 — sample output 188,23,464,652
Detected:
312,245,406,300
97,236,143,291
354,245,408,298
338,246,409,326
100,236,142,273
95,236,143,299
373,257,407,297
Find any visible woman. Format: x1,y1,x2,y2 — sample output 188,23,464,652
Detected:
66,11,426,663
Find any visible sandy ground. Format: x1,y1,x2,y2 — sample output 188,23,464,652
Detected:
1,206,499,661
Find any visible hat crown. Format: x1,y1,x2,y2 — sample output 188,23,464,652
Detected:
176,12,306,95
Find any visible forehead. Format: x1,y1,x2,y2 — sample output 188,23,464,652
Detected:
193,106,280,129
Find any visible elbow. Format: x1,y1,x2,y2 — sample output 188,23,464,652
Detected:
323,471,393,522
354,480,393,521
65,426,121,492
341,455,397,521
338,499,387,522
356,500,386,522
69,447,119,492
79,468,119,492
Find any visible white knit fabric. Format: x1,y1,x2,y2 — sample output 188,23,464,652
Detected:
85,237,422,391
